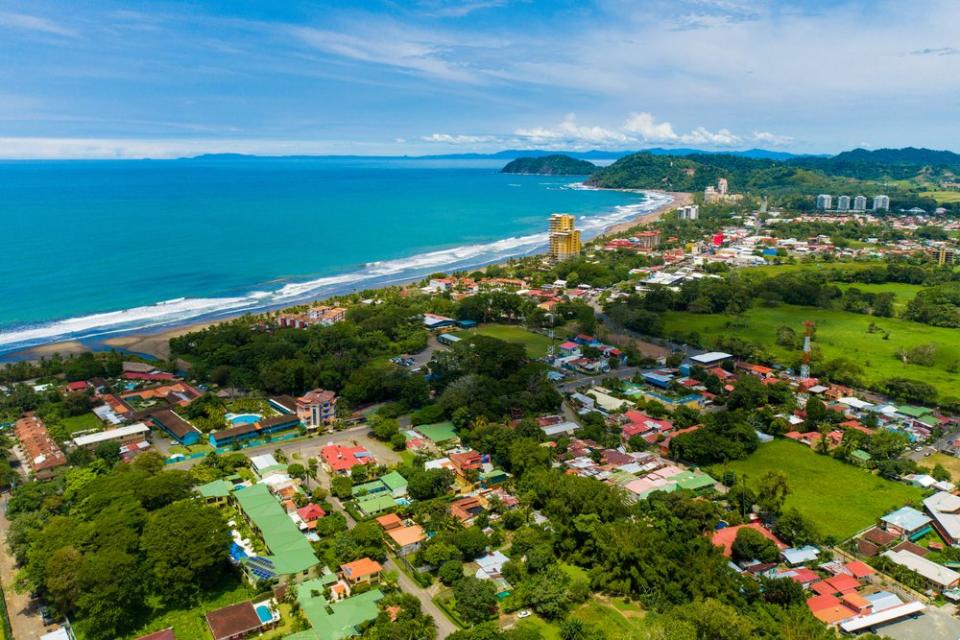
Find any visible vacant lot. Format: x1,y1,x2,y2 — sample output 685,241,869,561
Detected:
663,304,960,397
709,440,924,540
919,452,960,480
466,323,555,358
921,190,960,204
512,596,646,640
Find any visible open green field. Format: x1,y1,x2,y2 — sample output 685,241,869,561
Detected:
744,262,875,278
919,453,960,480
709,440,924,540
514,597,646,640
59,412,102,434
663,304,960,397
833,282,926,305
465,323,554,358
922,190,960,204
119,576,252,640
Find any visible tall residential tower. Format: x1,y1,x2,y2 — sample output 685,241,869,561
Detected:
548,214,581,261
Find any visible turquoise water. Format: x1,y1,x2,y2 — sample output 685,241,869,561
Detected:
255,605,273,624
227,413,262,425
0,157,667,354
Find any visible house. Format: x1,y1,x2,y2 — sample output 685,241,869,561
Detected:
882,549,960,590
198,479,235,507
711,523,786,558
450,496,486,524
72,423,151,452
923,491,960,545
622,410,672,441
422,313,457,330
806,594,856,625
65,380,89,393
297,389,337,428
375,513,403,531
340,558,383,586
205,601,263,640
321,444,375,475
14,416,67,480
148,409,201,445
475,551,512,594
880,506,932,540
356,493,397,517
296,504,327,529
781,545,820,566
379,471,408,498
385,525,426,556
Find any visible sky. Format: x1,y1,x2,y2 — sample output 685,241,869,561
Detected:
0,0,958,158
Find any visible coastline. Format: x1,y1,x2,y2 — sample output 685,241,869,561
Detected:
3,189,684,363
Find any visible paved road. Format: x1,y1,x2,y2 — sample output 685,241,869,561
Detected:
556,366,639,393
0,496,47,639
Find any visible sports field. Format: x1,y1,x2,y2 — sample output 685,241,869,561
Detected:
466,323,554,358
709,440,923,540
921,190,960,204
663,304,960,397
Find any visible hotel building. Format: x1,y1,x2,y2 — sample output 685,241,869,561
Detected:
548,214,581,261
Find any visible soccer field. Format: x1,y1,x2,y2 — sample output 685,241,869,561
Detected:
709,440,924,541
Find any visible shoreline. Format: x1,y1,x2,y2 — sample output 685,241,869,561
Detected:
3,189,683,363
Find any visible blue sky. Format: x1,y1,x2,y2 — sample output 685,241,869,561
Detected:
1,0,958,158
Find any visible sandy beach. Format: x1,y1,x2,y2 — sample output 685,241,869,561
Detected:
4,189,688,364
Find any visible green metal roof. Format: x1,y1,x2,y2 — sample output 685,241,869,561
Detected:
675,472,716,492
356,493,397,516
416,421,458,443
897,405,933,418
296,580,384,640
198,479,233,498
379,471,407,492
851,449,872,461
234,484,318,576
351,480,387,497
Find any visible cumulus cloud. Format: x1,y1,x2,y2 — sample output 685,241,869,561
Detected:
623,112,678,142
515,113,629,145
752,130,793,146
421,133,500,144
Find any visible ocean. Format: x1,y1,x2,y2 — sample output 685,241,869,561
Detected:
0,157,667,355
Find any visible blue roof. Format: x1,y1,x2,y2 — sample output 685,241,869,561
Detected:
881,506,931,532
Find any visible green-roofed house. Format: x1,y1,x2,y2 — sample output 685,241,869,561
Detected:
850,449,873,466
379,471,408,498
674,471,717,495
351,479,388,498
415,421,458,444
291,579,384,640
897,405,933,419
233,484,319,583
479,469,509,489
197,479,234,507
356,493,397,517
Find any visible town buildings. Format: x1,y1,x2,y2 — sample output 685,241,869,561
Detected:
873,194,890,211
816,194,832,210
853,195,867,211
14,415,67,479
677,204,699,220
548,213,581,261
837,195,851,211
297,389,337,428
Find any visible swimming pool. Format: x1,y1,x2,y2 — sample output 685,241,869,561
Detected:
255,605,273,624
226,413,261,425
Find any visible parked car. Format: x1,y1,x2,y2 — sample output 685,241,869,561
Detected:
517,610,531,619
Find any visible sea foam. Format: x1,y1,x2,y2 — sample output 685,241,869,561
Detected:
0,190,670,355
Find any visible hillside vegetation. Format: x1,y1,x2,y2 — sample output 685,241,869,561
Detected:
501,154,597,175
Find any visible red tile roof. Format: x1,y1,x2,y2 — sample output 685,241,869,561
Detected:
321,444,374,473
825,574,860,594
710,523,785,558
843,561,875,579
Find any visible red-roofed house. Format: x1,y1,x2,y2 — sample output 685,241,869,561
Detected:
825,574,861,594
787,567,820,586
710,523,786,558
321,444,374,475
806,595,855,624
66,380,89,393
622,411,672,441
843,561,875,579
296,503,326,524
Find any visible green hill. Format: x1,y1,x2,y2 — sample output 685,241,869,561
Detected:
501,154,597,175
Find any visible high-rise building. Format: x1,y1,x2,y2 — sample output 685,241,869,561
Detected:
548,214,581,261
677,204,699,220
873,195,890,211
816,194,832,210
936,246,959,266
837,195,851,211
717,178,729,195
853,195,867,211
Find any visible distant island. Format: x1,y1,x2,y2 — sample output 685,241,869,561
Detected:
501,154,597,175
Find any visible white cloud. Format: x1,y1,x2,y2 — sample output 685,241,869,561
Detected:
623,112,678,142
752,130,793,146
0,11,76,37
515,114,629,145
682,126,740,145
421,133,500,144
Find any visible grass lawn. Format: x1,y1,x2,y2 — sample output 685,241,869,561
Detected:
120,575,252,640
922,190,960,204
513,597,647,640
919,453,960,480
663,303,960,397
59,412,102,434
833,282,926,309
465,323,555,358
709,440,924,540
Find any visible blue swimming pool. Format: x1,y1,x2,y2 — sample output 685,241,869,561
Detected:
226,413,261,425
255,605,273,624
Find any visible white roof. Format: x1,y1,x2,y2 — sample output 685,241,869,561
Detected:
863,590,902,612
250,453,280,471
883,549,960,588
40,629,72,640
73,423,150,447
839,396,874,410
839,601,925,632
476,550,509,573
690,352,733,365
924,491,960,542
542,422,580,436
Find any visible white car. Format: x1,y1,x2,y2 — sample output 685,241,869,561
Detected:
517,610,531,619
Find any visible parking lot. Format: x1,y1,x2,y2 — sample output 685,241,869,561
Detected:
876,605,960,640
